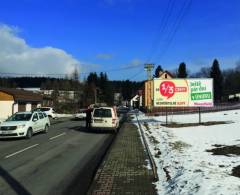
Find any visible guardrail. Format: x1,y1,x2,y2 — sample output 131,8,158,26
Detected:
135,113,159,182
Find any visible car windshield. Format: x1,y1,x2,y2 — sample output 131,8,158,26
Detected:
93,109,112,118
7,113,32,121
39,108,50,111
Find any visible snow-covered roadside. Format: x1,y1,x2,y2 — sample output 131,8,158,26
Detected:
132,110,240,195
56,113,74,118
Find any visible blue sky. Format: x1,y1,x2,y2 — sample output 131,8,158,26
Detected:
0,0,240,81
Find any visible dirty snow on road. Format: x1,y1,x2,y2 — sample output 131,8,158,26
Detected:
133,109,240,195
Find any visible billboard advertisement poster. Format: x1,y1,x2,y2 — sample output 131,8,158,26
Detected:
154,79,214,107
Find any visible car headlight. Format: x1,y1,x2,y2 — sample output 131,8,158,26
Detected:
17,124,26,129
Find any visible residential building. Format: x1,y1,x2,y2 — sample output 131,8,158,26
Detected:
0,88,42,121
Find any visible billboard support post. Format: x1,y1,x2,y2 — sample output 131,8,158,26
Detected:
199,107,201,124
166,107,168,126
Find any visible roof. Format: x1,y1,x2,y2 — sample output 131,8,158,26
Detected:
159,70,174,78
94,107,114,109
0,87,42,102
15,111,32,114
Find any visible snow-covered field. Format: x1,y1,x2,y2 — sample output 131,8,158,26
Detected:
133,109,240,195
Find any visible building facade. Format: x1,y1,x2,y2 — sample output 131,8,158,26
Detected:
0,88,42,121
143,71,173,110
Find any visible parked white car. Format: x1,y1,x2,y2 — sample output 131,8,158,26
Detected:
91,107,119,132
74,109,86,120
0,111,50,139
34,107,57,119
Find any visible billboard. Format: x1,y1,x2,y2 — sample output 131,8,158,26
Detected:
154,79,214,107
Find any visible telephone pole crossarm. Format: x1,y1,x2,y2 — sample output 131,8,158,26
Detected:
144,64,154,80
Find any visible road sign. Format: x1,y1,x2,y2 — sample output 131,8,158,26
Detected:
154,79,214,107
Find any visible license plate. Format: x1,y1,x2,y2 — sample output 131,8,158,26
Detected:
0,131,9,134
94,119,103,123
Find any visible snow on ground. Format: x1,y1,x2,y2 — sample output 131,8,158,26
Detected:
132,109,240,195
56,113,73,118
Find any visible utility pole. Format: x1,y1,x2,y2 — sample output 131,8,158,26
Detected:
94,88,97,104
144,64,154,80
144,64,154,112
94,87,100,104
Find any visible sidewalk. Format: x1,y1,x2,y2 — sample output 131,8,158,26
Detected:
87,121,157,195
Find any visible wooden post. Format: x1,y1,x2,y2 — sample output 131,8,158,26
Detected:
166,107,168,126
199,107,201,124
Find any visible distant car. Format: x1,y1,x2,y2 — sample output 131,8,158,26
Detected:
34,107,57,119
0,111,50,139
74,109,87,120
117,106,130,114
91,107,119,133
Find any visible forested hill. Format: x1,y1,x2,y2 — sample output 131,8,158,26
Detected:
0,77,143,96
0,77,55,88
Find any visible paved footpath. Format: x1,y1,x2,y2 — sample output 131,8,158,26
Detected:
87,122,157,195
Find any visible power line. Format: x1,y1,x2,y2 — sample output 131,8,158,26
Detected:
157,0,192,60
146,0,176,63
0,64,144,78
127,67,145,80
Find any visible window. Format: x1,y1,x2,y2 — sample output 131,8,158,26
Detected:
7,113,32,121
40,108,50,111
38,112,44,119
93,109,112,118
32,113,38,121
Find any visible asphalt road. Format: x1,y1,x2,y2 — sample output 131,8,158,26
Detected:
0,118,115,195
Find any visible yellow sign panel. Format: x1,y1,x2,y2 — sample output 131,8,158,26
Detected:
154,79,214,107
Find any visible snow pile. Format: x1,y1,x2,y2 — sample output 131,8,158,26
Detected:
133,110,240,195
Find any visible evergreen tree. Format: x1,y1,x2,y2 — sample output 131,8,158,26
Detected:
153,65,163,78
210,59,223,102
87,72,98,85
71,66,80,81
177,62,188,78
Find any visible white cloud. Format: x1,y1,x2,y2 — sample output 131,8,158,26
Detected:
0,24,81,76
124,58,143,68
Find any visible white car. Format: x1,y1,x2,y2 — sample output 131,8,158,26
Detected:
91,107,119,133
0,111,50,139
34,107,57,119
74,109,86,120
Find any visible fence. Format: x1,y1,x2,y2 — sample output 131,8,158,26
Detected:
145,102,240,116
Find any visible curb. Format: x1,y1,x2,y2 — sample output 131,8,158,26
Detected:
135,113,159,182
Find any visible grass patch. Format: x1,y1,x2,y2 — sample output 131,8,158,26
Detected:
170,141,191,152
143,122,150,130
206,145,240,156
148,135,160,145
162,121,232,128
232,165,240,178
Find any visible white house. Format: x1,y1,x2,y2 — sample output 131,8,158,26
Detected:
130,90,143,109
0,88,42,122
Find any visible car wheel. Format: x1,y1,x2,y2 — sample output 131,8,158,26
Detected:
44,124,49,133
26,128,33,139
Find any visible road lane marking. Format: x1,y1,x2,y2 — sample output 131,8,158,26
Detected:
5,144,39,159
49,132,66,140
